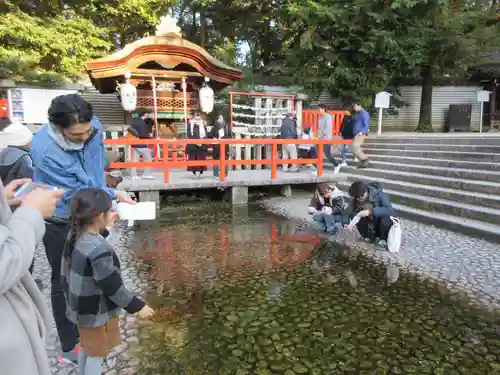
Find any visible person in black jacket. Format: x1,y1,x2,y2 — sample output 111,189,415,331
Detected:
0,121,34,185
209,115,230,178
339,112,355,167
128,108,154,180
280,112,299,172
186,111,208,178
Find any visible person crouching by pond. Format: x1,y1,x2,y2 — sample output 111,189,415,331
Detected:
344,181,400,249
186,111,208,179
209,114,230,179
308,183,346,235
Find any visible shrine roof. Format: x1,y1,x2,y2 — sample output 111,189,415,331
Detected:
85,34,242,93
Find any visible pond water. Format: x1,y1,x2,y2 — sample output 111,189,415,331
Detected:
129,201,500,375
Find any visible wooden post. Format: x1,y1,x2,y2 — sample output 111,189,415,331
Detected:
162,143,169,184
317,140,324,177
220,142,226,181
182,77,188,135
271,143,277,179
491,84,497,129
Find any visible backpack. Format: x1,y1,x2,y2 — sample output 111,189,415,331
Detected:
340,115,355,139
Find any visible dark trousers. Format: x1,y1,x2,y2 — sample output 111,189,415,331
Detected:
322,144,338,167
43,222,79,352
357,216,393,241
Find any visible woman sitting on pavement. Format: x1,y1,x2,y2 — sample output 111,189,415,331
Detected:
344,180,401,251
308,182,346,235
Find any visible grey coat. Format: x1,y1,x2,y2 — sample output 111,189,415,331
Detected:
0,181,52,375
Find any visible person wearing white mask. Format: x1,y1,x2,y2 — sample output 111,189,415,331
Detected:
186,111,208,179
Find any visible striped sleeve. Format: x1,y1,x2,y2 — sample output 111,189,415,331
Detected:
90,245,145,314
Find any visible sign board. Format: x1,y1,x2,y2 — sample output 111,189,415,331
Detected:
477,90,491,103
374,91,392,109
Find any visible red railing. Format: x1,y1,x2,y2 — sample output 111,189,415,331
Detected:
302,110,349,136
105,138,351,184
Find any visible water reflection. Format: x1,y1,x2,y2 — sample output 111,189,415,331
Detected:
131,202,500,375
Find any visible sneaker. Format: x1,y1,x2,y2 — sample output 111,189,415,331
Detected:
131,176,142,180
340,161,348,167
357,159,369,169
142,175,155,180
58,343,81,366
333,165,341,174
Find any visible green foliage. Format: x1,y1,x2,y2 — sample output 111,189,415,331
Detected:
0,10,111,84
283,0,424,105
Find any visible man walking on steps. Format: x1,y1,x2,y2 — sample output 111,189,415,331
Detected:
352,102,370,169
318,104,341,174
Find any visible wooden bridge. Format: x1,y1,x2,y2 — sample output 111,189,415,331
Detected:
105,137,351,205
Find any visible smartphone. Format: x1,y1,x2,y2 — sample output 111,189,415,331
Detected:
13,182,59,199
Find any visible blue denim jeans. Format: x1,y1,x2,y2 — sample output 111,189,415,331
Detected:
313,213,342,233
339,143,352,162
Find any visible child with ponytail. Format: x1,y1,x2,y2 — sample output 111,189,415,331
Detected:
61,188,154,375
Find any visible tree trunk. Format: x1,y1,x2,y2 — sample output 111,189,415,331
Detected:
200,8,207,48
416,64,434,132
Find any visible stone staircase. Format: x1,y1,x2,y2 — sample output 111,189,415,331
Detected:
332,134,500,241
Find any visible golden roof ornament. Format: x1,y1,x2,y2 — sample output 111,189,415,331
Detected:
155,15,182,37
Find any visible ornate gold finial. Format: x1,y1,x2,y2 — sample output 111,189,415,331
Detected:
155,15,182,37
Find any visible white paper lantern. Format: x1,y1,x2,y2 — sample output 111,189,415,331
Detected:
120,79,137,112
199,77,214,114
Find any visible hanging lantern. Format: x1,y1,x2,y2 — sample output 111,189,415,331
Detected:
199,77,214,114
120,72,137,112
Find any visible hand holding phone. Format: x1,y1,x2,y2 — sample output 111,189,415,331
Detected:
13,182,59,199
22,189,64,218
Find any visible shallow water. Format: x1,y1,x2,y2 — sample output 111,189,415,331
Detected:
130,201,500,375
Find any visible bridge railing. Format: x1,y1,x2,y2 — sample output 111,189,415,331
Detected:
302,110,349,135
105,138,352,184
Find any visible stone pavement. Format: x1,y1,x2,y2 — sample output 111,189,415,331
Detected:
262,193,500,310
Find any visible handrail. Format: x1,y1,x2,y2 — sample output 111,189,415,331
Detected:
302,110,349,135
105,137,351,184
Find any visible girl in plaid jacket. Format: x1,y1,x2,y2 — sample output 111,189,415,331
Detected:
61,188,154,375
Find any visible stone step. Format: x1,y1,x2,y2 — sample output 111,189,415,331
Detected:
363,148,500,162
339,167,500,195
337,172,500,209
364,135,500,145
362,143,500,153
342,160,500,183
336,180,500,225
363,154,500,171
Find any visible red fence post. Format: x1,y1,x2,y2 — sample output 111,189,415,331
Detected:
162,143,169,184
220,142,226,181
271,143,278,179
317,140,324,177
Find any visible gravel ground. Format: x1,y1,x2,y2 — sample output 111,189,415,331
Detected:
262,193,500,310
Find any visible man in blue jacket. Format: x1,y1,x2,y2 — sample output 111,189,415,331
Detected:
352,103,370,168
31,94,134,365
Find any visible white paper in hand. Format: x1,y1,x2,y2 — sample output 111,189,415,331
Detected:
117,202,156,227
348,213,362,227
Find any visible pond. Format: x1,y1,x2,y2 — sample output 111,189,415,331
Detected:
128,201,500,375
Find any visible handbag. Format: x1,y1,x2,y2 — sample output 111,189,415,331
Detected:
387,216,402,253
